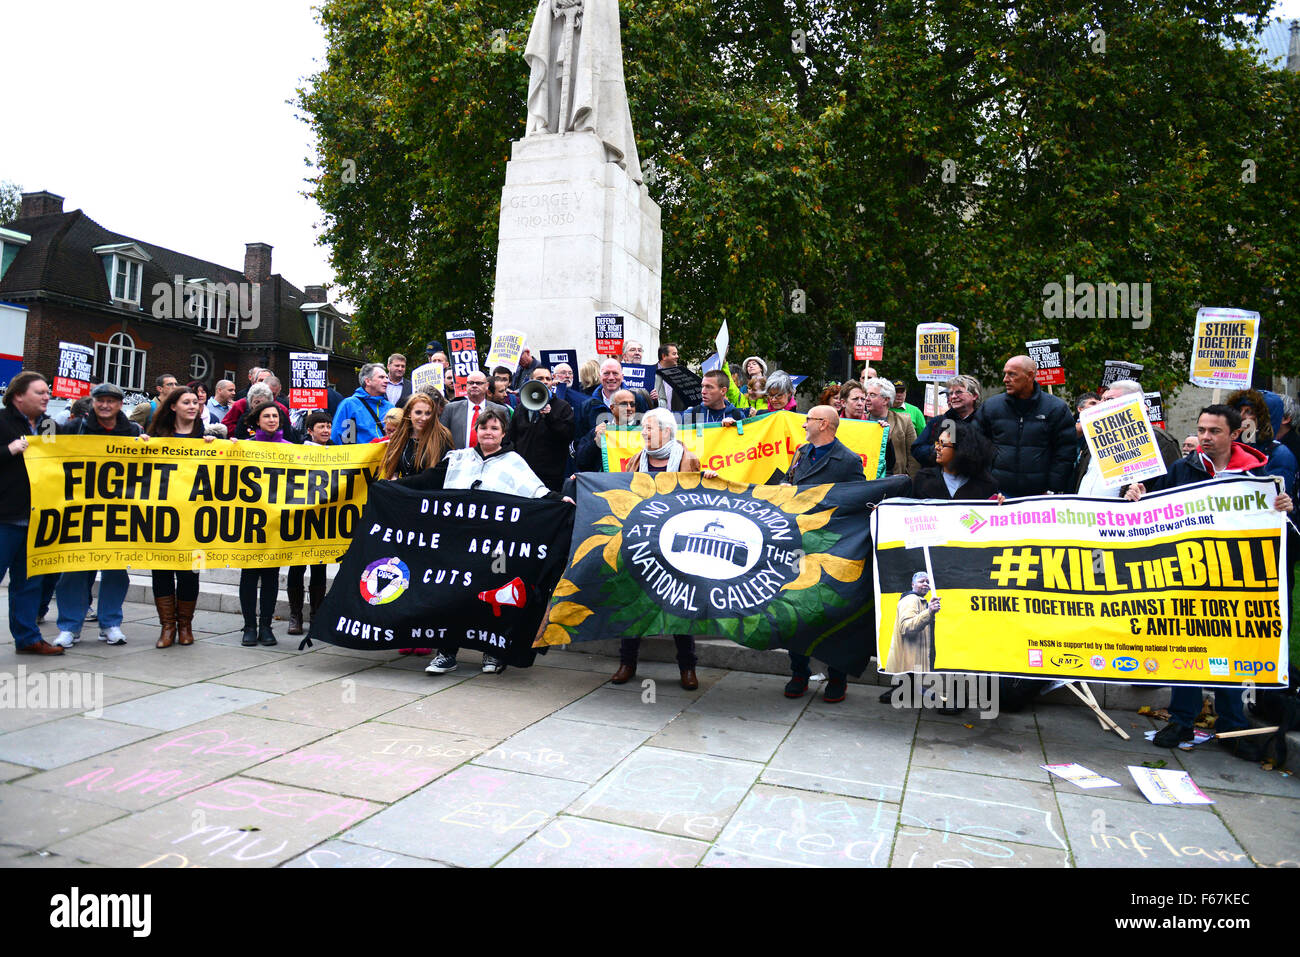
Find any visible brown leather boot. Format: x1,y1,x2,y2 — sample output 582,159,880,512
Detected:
175,599,197,645
287,578,305,635
679,668,699,691
611,663,636,684
154,595,178,648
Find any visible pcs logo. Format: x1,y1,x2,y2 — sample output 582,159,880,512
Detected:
1112,656,1140,673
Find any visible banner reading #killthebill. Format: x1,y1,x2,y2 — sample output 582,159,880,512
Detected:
872,476,1289,688
537,472,904,676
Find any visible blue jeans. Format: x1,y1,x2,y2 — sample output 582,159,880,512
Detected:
0,523,43,649
57,569,129,635
1169,686,1247,734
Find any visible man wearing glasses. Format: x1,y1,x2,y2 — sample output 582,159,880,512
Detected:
782,405,866,702
912,375,981,468
574,389,641,473
864,379,918,478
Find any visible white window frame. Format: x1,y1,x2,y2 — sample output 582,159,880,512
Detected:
189,352,209,382
95,332,147,392
111,255,143,305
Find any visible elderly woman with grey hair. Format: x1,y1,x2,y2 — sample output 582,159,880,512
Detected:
911,374,982,468
611,408,718,691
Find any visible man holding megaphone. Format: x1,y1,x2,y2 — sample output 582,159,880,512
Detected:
505,366,575,494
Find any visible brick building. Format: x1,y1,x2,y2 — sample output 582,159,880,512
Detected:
0,190,363,400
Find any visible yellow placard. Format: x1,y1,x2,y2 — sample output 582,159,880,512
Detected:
1189,308,1259,389
24,436,385,572
1080,393,1166,489
915,322,959,382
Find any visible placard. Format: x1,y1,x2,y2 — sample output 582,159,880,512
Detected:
410,361,445,395
288,352,329,410
620,363,656,393
1079,393,1166,489
855,322,884,362
1026,338,1064,386
54,342,94,399
1100,360,1143,389
1143,391,1165,430
445,329,479,398
915,323,959,382
657,364,703,407
540,349,577,372
595,313,624,358
1189,307,1260,389
714,319,729,365
485,328,526,373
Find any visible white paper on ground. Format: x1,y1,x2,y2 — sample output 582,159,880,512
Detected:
1041,763,1121,789
1127,766,1215,805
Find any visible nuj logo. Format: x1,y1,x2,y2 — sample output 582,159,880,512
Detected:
49,887,151,937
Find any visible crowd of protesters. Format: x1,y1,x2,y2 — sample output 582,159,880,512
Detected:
2,340,1296,758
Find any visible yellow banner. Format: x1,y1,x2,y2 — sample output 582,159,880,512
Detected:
25,436,385,572
601,411,887,482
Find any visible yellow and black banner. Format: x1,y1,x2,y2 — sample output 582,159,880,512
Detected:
872,476,1289,687
601,410,888,483
24,436,384,572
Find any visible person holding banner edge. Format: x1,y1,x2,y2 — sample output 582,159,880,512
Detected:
782,405,868,702
1125,404,1294,756
237,401,294,647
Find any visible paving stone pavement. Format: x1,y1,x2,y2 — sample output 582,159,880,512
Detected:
2,594,1298,868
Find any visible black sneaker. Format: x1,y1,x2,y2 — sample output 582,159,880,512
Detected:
1152,721,1193,748
784,676,809,698
823,679,848,703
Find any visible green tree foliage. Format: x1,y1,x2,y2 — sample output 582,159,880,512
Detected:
0,180,22,224
298,0,1297,397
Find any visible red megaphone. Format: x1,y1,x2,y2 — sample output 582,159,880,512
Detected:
477,578,526,617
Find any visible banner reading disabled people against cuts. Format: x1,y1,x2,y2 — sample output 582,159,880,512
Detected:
306,483,573,664
872,477,1289,687
600,411,887,483
24,436,384,572
537,473,907,676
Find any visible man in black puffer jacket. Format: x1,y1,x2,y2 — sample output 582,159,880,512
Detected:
975,355,1076,496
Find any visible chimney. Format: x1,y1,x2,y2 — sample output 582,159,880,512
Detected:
1288,20,1299,73
244,242,273,283
19,191,65,219
304,284,328,303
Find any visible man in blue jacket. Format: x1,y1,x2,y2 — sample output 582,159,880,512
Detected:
332,363,394,444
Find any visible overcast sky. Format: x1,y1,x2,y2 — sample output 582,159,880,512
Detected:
3,0,1297,317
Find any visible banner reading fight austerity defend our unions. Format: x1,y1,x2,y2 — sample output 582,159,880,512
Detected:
872,477,1289,688
600,411,888,483
24,436,384,572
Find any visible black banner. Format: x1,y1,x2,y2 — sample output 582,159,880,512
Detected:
304,483,574,664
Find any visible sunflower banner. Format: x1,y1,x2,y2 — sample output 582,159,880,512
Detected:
537,472,908,676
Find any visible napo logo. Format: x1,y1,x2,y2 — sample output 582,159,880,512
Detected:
1027,649,1043,667
360,557,410,606
1208,657,1230,676
1112,656,1140,672
1050,654,1083,670
1090,655,1106,670
1143,658,1159,674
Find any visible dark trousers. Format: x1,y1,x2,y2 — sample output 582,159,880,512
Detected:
38,573,59,616
152,570,199,601
789,652,846,684
1169,686,1246,733
287,563,326,591
620,635,697,669
239,568,279,625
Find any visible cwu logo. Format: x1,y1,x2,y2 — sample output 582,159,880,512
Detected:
1112,656,1140,672
360,557,410,606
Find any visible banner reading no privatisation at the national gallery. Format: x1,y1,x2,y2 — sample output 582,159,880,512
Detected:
24,436,384,572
